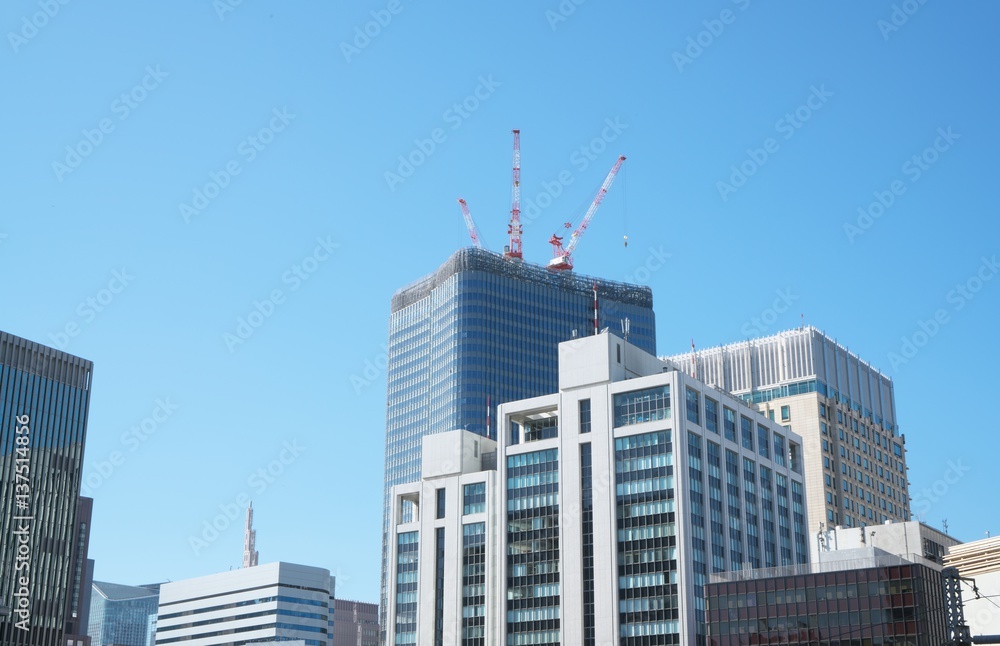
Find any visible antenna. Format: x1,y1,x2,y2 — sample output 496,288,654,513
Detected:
620,317,630,342
593,282,599,335
690,339,696,378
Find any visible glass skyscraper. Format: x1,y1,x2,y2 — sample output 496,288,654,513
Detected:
88,581,159,646
0,330,94,645
380,247,656,634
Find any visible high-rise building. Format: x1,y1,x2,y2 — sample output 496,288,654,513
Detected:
385,332,810,645
154,562,335,645
87,581,159,646
332,599,379,646
670,327,911,548
0,330,95,645
381,247,657,631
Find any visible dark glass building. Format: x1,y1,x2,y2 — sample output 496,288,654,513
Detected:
705,554,947,646
0,331,94,645
380,247,656,633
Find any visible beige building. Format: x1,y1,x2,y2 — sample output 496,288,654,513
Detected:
670,326,911,557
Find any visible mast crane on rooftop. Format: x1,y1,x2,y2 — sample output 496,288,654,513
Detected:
505,129,523,260
547,154,626,271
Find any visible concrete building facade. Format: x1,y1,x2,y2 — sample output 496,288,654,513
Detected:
670,327,911,549
945,536,1000,638
154,562,334,645
386,333,810,645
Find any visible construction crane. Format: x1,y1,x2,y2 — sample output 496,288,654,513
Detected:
505,129,523,260
456,199,483,249
547,155,626,271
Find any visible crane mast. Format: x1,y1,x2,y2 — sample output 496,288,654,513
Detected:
505,129,523,260
457,198,483,249
548,155,626,271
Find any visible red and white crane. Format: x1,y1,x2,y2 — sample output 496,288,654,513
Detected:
456,198,483,249
505,129,523,260
547,155,626,271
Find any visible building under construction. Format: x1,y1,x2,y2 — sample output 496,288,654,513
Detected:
379,246,656,639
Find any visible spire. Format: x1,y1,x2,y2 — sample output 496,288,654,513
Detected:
243,501,259,568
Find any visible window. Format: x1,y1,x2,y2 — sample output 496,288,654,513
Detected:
757,425,770,459
723,407,737,442
614,385,670,427
780,405,790,421
705,398,719,434
463,482,486,515
436,488,446,519
773,434,786,467
686,388,700,425
579,399,592,434
740,417,754,451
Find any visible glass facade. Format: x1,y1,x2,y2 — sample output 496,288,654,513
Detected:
506,449,561,645
614,385,671,427
461,523,486,646
88,583,159,646
706,563,946,646
581,443,595,646
382,249,656,624
0,332,93,646
394,532,419,645
615,431,680,645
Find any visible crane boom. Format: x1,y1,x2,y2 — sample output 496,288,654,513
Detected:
547,155,626,271
505,129,523,260
457,198,483,249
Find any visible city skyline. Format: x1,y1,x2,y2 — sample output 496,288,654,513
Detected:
2,2,999,607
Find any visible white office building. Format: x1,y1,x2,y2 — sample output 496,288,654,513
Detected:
154,562,334,645
386,332,810,645
945,536,1000,637
670,326,911,548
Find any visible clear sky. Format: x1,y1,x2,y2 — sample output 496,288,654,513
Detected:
2,2,998,603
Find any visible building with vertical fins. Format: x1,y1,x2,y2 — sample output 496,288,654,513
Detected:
332,599,378,646
380,247,657,632
385,332,810,645
0,331,95,645
669,327,911,553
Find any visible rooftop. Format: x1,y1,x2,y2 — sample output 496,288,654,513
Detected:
391,247,653,312
709,549,937,584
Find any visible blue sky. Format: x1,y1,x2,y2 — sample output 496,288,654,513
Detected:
2,1,998,602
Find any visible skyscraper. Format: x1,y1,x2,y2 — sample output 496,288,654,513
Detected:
1,330,94,645
87,581,159,646
670,326,911,553
384,332,810,645
381,247,657,630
